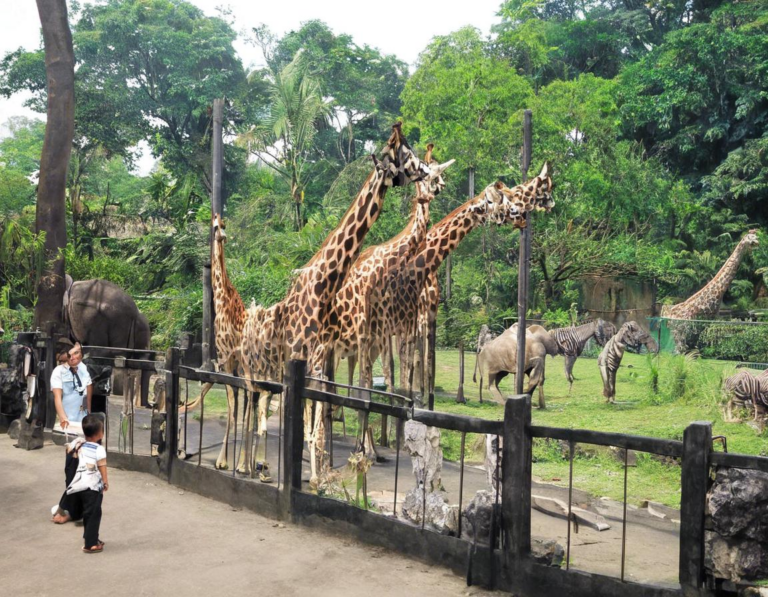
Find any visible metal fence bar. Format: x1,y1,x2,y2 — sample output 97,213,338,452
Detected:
621,448,629,582
231,387,238,478
458,431,466,538
198,385,204,467
566,440,574,571
531,425,682,458
393,418,401,518
183,378,188,458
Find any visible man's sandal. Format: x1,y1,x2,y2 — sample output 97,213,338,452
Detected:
82,544,104,554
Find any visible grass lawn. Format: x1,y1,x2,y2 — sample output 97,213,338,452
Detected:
179,349,768,508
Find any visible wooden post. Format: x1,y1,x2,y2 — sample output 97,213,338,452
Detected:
516,110,532,395
281,359,306,519
456,340,466,403
164,347,180,481
202,98,224,370
503,394,532,559
679,421,711,593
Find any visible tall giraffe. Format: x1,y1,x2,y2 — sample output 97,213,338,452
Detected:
240,123,433,483
361,165,555,396
204,214,247,470
326,145,455,388
661,230,759,319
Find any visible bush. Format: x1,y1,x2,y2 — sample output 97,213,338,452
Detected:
699,324,768,362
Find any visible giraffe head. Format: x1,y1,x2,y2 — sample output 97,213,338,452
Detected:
421,143,456,196
374,123,431,188
743,229,760,248
212,213,227,244
474,181,523,225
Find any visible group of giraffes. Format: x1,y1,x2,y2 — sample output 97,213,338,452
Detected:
195,123,555,484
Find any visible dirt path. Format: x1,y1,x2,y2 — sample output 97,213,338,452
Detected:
0,434,498,597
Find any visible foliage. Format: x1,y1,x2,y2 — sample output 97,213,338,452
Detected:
700,324,768,363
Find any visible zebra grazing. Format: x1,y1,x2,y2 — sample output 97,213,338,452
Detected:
549,319,617,392
723,369,768,427
598,321,656,403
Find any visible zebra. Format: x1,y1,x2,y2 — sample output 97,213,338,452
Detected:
723,368,768,426
549,319,617,392
598,321,656,403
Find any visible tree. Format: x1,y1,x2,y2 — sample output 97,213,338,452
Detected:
618,3,768,181
238,53,330,230
401,27,534,181
34,0,75,332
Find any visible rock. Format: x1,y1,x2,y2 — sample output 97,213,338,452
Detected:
462,490,498,544
404,420,442,491
706,467,768,582
0,344,26,421
531,538,565,568
16,417,44,450
485,434,501,492
531,494,611,531
7,418,20,439
705,531,768,582
401,487,458,535
640,500,681,524
707,468,768,543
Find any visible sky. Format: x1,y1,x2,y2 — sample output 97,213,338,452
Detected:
0,0,504,169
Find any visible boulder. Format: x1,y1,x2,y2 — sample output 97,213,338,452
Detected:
462,489,498,545
0,344,26,422
403,420,442,491
401,486,459,535
531,538,565,568
706,467,768,582
485,434,501,492
705,531,768,582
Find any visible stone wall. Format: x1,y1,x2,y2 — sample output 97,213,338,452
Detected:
705,467,768,583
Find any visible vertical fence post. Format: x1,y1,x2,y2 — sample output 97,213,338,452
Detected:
503,394,532,561
679,421,712,593
456,340,466,404
281,359,306,520
164,347,180,482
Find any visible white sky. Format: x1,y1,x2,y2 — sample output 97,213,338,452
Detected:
0,0,503,170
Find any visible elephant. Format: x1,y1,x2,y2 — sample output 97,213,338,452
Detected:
475,323,558,408
63,276,151,405
64,276,150,351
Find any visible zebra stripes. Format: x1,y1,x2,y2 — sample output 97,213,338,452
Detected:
597,321,653,403
723,368,768,425
549,319,616,389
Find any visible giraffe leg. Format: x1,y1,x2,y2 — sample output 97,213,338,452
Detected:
215,382,235,470
236,388,256,475
253,391,273,482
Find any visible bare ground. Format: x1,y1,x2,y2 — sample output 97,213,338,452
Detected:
0,434,499,597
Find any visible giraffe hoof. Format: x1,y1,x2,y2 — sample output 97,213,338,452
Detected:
215,462,229,471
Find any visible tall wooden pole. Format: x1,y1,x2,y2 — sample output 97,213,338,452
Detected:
203,98,224,369
515,110,532,395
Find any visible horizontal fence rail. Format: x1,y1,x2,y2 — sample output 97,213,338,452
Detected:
531,425,684,458
179,365,284,395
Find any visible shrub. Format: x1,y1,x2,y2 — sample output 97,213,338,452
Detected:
699,324,768,362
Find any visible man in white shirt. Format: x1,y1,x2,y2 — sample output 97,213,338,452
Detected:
51,342,93,428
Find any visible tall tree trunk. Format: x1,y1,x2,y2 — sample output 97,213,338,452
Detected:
33,0,74,333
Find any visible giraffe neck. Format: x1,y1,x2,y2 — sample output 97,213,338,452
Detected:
675,238,751,316
212,237,244,323
405,196,489,289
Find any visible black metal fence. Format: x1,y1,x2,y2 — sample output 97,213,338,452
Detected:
23,348,768,596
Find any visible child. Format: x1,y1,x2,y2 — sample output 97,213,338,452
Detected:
66,414,109,553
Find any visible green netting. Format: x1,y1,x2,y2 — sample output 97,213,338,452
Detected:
648,317,768,363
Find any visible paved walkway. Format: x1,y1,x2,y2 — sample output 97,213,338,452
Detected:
0,434,498,597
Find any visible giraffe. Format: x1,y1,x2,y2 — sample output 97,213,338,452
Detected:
186,214,247,470
661,230,759,352
327,145,455,389
360,165,555,401
241,123,433,484
661,230,759,319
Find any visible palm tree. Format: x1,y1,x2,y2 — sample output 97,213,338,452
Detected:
239,53,330,231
